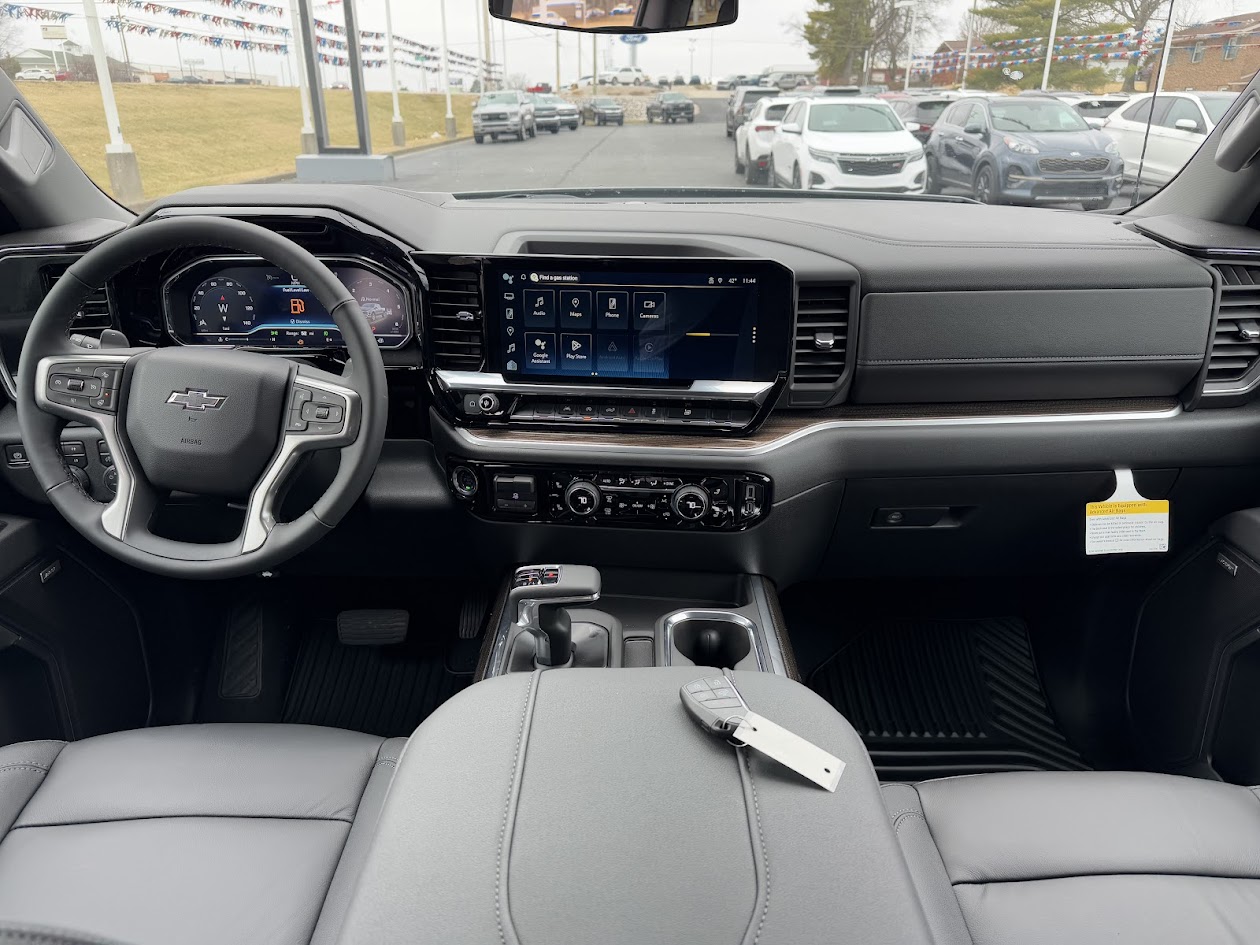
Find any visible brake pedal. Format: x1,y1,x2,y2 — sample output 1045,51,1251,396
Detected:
337,609,409,646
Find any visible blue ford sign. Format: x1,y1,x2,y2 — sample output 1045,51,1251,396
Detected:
620,34,648,44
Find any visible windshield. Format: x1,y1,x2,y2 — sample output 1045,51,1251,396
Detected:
6,1,1246,212
989,101,1089,133
807,102,902,133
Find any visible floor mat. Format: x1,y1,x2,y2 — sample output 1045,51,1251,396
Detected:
281,620,468,738
808,617,1088,781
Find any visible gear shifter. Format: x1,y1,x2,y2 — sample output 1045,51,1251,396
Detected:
509,565,601,667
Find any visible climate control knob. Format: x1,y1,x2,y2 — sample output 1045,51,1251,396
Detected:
671,484,711,521
564,480,601,517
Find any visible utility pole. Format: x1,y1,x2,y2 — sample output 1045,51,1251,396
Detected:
593,31,598,91
499,16,509,85
555,30,561,92
175,35,184,76
82,0,142,203
960,0,978,89
688,37,696,78
1041,0,1062,90
385,0,404,145
1154,0,1177,94
113,3,133,79
439,0,456,137
900,3,916,91
482,0,494,88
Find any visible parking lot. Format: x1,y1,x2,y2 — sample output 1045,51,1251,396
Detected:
389,97,1131,209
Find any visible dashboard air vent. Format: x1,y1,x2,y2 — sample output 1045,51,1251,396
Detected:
791,283,852,389
1208,264,1260,386
40,264,114,331
424,266,484,370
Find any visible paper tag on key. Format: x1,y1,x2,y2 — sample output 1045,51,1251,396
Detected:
680,675,845,792
1085,468,1169,556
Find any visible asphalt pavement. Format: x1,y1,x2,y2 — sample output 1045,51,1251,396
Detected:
390,103,1130,210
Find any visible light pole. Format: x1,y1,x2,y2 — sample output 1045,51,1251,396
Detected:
82,0,142,203
1041,0,1062,91
384,0,405,145
688,37,697,78
439,0,457,137
895,0,915,91
555,30,561,92
960,0,978,89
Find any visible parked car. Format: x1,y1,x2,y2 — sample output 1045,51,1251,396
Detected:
647,92,696,123
472,90,537,143
530,10,568,26
725,85,779,137
1074,95,1131,128
716,75,738,90
529,93,561,133
925,96,1123,209
734,96,793,184
1102,91,1237,186
166,75,210,84
882,93,953,144
15,68,55,81
657,75,673,87
526,82,553,94
763,70,816,91
769,96,926,192
689,75,702,86
610,3,633,13
609,67,647,86
581,96,625,126
532,93,579,131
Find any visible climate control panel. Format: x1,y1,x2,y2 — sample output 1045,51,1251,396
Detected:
446,460,771,531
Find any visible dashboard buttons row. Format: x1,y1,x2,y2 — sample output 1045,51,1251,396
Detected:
509,399,756,428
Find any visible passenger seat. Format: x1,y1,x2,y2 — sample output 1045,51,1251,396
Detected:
884,771,1260,945
0,724,404,945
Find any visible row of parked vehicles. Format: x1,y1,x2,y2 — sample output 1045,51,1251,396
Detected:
472,90,630,142
727,84,1237,205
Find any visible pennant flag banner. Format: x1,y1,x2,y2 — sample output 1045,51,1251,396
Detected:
0,3,71,21
987,27,1162,48
203,0,283,14
119,0,290,35
105,15,287,53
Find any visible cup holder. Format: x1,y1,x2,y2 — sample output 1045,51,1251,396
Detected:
666,611,758,670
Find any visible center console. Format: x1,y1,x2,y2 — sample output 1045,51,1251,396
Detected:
427,254,796,436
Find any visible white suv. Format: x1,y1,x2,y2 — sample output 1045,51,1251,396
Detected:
609,67,647,86
769,97,925,193
734,97,794,184
15,68,56,81
1103,91,1237,186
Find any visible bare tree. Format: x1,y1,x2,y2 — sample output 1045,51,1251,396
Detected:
0,16,26,60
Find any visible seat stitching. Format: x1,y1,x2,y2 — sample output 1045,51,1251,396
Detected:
952,870,1260,886
497,672,537,945
892,810,926,834
743,749,771,945
4,743,65,835
11,813,356,829
0,765,53,774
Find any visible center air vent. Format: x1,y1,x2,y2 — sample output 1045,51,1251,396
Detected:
40,264,114,331
422,264,484,370
1207,264,1260,389
790,282,852,405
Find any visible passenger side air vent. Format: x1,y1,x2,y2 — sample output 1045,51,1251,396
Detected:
790,282,852,404
1207,264,1260,388
40,264,114,331
423,265,484,370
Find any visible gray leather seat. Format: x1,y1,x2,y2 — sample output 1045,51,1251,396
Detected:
0,724,404,945
884,771,1260,945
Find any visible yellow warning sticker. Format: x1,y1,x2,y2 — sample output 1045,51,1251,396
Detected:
1085,472,1169,556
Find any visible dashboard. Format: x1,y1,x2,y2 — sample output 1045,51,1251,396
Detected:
5,186,1260,583
162,256,413,350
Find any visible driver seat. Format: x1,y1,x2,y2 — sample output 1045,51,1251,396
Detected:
0,724,403,945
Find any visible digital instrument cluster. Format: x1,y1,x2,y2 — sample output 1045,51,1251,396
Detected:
164,258,413,349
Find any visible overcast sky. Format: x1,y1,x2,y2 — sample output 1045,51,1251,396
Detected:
10,0,1254,88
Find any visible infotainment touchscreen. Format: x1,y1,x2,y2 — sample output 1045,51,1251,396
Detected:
484,258,792,384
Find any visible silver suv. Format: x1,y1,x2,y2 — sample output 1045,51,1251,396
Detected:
473,91,536,144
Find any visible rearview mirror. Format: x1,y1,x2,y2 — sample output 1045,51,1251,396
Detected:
1174,117,1202,133
491,0,737,33
780,122,802,135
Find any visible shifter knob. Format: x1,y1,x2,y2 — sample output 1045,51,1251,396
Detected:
509,565,601,668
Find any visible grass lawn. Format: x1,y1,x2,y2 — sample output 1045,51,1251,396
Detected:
19,82,477,204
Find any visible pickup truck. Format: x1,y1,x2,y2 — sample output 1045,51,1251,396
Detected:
647,92,696,123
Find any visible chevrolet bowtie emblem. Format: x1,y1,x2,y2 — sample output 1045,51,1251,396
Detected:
167,389,227,411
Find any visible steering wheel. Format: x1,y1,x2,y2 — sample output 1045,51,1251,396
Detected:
15,216,388,579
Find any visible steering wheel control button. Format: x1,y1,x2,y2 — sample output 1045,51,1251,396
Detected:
91,390,117,412
5,445,29,467
93,365,122,389
286,413,308,433
494,474,538,513
103,466,119,495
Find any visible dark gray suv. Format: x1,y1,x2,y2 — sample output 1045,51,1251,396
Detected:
925,95,1124,209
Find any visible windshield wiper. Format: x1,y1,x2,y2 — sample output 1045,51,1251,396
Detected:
456,187,978,204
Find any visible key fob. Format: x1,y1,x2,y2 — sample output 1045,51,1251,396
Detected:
681,676,751,736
